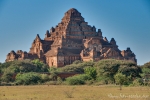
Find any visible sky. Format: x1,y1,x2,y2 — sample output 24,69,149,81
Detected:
0,0,150,65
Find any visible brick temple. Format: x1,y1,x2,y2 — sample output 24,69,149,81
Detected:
6,8,137,67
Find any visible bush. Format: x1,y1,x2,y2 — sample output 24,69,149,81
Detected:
141,62,150,69
84,67,97,80
40,74,50,82
95,59,140,84
118,65,141,78
0,59,49,74
96,76,114,84
15,72,42,85
66,77,84,85
131,78,143,86
65,74,91,85
31,59,49,72
73,60,83,64
1,71,14,83
59,61,95,73
53,77,63,85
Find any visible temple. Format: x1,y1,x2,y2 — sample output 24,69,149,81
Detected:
6,8,137,67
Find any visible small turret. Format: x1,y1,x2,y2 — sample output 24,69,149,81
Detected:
35,34,41,42
103,37,108,42
110,38,116,45
50,27,55,33
126,47,132,52
45,30,50,38
97,29,102,38
92,26,96,31
10,50,16,55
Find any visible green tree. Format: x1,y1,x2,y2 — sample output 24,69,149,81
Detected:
84,67,97,80
95,59,140,84
32,59,49,72
118,65,141,78
114,73,127,90
142,62,150,68
1,71,14,83
48,67,58,81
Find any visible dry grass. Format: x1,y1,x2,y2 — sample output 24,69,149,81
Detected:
0,85,150,100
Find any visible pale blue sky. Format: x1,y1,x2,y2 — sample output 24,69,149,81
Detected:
0,0,150,65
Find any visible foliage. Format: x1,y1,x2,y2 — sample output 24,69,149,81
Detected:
95,59,120,83
141,67,150,74
84,67,97,80
48,67,59,81
59,61,95,73
0,59,148,86
114,73,128,90
118,65,141,78
65,74,92,85
66,77,84,85
57,77,63,84
40,74,50,82
1,71,14,83
73,60,83,64
0,59,49,74
32,59,49,72
140,67,150,85
95,59,140,84
48,66,59,73
96,76,114,84
15,72,41,85
141,62,150,68
114,73,127,85
131,78,143,86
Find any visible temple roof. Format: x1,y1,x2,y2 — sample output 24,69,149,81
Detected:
65,8,79,14
62,8,84,22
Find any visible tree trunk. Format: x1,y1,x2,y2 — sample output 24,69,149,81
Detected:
120,84,122,90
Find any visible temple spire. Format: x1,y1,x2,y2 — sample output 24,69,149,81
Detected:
110,38,116,45
45,30,50,38
35,34,41,41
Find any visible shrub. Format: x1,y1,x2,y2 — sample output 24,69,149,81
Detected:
40,74,50,82
118,65,141,78
96,76,114,84
84,67,97,80
57,77,63,84
15,72,41,85
95,59,141,84
66,77,84,85
59,61,95,73
32,59,49,72
0,59,49,74
73,60,83,64
131,78,143,86
1,71,14,83
65,74,91,85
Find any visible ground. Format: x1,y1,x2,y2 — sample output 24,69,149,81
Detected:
0,85,150,100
